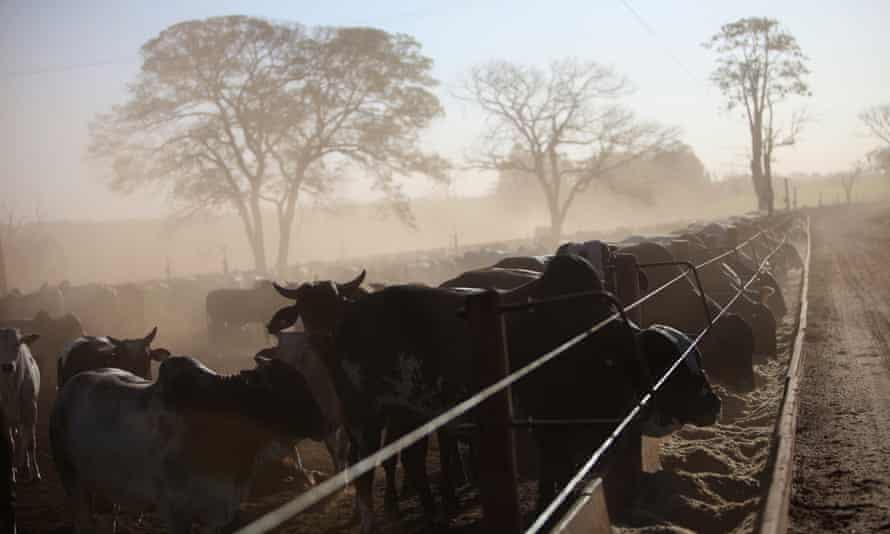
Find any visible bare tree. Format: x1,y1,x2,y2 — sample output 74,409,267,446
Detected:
869,147,890,176
839,162,864,205
90,16,447,275
860,104,890,146
704,17,811,214
460,59,678,244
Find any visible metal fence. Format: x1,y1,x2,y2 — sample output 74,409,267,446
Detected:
237,215,799,534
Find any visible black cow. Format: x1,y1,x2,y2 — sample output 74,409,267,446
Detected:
618,241,759,390
205,281,291,345
57,327,170,388
268,272,431,518
672,236,779,357
279,255,721,533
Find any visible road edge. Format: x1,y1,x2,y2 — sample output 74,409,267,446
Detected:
757,214,812,534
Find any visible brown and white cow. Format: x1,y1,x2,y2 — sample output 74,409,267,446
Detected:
0,328,41,483
50,355,326,534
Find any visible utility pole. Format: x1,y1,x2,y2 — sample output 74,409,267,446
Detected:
0,235,7,296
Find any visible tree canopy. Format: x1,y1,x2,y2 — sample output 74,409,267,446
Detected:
90,16,448,274
461,58,678,244
703,17,810,214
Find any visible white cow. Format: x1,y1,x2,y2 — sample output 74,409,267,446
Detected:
0,328,41,482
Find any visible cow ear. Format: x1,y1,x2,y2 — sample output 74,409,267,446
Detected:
21,333,40,346
144,326,158,345
150,348,171,362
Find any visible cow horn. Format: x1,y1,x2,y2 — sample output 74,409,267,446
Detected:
273,282,300,300
144,326,158,345
337,270,366,295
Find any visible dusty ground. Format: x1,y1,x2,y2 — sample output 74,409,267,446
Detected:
11,211,816,534
790,205,890,532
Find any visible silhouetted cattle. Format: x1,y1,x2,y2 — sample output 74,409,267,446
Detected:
50,356,326,533
57,327,170,388
205,281,291,345
276,255,721,532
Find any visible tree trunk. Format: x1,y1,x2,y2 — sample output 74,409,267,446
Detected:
762,152,775,215
548,207,566,248
275,194,298,278
751,117,774,214
248,195,268,275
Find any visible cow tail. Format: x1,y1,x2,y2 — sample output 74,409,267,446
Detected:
49,402,76,496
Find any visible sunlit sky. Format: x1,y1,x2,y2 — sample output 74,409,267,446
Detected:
1,0,887,221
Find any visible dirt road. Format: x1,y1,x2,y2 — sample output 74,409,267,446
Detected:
790,205,890,532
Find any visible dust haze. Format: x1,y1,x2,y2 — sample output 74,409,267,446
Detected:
2,2,888,294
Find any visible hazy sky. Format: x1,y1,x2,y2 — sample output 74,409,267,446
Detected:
1,0,887,222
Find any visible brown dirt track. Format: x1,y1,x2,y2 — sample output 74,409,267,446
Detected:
790,205,890,532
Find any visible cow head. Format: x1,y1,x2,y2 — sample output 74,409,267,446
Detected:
0,328,38,374
158,356,327,442
267,270,367,335
638,325,721,436
105,327,171,379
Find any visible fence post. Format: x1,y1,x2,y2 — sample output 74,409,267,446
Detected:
466,290,521,534
0,236,6,296
726,226,739,251
614,253,642,326
671,239,690,263
602,254,649,518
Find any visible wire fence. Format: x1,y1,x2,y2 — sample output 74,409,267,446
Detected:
236,215,798,534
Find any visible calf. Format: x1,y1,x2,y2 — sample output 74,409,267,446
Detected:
50,355,326,534
0,328,41,482
57,327,170,388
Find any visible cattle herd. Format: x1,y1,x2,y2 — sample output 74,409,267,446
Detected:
0,213,805,534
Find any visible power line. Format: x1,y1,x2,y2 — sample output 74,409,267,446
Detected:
616,0,701,85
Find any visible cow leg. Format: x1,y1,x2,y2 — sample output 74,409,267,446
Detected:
535,436,556,515
71,488,95,534
160,504,192,534
351,425,381,534
437,428,459,516
19,394,39,483
380,425,400,518
401,437,440,528
11,429,25,484
25,423,39,483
